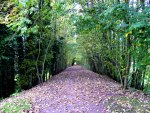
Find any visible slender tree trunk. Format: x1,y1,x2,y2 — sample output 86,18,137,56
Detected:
124,35,131,89
36,40,42,84
41,39,51,80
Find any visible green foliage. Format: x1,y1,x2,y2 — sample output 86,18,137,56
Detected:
0,0,149,99
74,2,150,90
1,99,31,113
0,0,69,98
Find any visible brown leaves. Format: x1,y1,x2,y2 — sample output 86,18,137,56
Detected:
0,66,150,113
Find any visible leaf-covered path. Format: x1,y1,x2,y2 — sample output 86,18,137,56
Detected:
34,65,121,113
0,66,150,113
38,66,110,113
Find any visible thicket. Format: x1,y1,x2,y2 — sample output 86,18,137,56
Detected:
0,0,150,98
74,0,150,91
0,0,68,98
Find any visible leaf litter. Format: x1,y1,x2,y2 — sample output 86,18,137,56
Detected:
0,66,150,113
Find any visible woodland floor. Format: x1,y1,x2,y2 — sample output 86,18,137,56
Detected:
0,66,150,113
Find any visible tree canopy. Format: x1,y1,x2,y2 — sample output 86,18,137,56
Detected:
0,0,150,99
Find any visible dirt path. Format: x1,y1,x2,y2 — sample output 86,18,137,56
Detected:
34,66,123,113
0,66,150,113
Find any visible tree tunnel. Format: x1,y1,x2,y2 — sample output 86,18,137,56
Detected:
0,0,150,98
